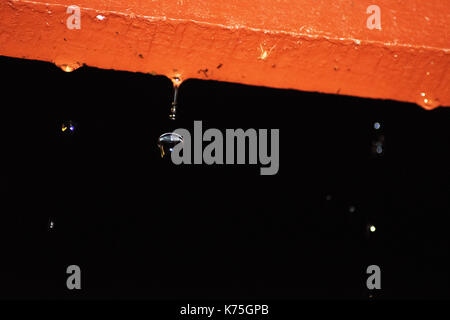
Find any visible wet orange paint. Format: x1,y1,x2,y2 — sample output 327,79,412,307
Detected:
0,0,449,108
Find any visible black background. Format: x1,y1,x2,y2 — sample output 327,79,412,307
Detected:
0,55,449,300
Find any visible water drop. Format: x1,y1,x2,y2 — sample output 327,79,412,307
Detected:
375,143,383,154
157,132,183,158
57,62,81,72
416,92,440,110
48,218,55,231
372,136,384,155
169,77,182,120
373,122,381,130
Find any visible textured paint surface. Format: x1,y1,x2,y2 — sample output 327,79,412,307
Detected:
0,0,449,108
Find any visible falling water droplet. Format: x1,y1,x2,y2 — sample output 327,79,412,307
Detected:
169,77,182,120
375,143,383,154
48,218,55,231
157,132,183,158
416,92,440,110
373,122,381,130
371,135,384,156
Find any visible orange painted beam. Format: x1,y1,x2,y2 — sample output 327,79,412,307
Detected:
0,0,449,109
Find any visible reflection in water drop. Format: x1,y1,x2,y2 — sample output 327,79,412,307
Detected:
157,132,183,158
417,92,440,110
61,120,76,134
169,77,182,120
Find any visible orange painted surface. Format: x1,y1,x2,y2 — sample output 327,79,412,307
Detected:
0,0,449,108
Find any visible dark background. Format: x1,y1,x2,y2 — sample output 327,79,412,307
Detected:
0,55,449,300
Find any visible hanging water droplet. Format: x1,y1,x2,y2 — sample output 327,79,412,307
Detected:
57,62,81,73
416,92,440,110
169,77,182,120
157,132,183,158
